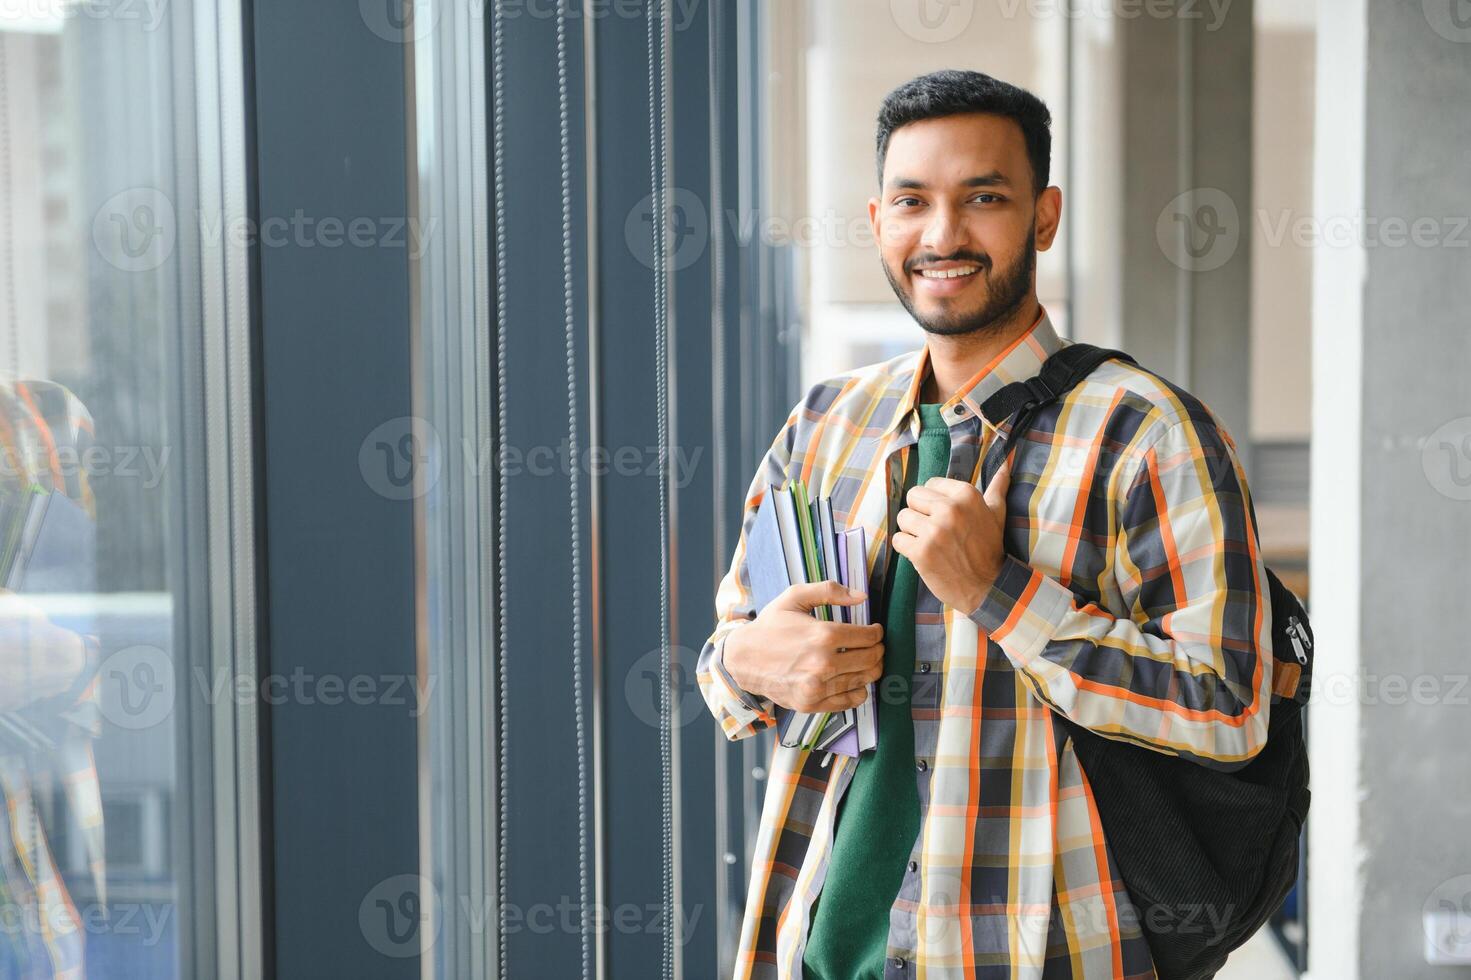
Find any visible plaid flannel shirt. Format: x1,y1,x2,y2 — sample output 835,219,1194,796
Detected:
698,308,1273,979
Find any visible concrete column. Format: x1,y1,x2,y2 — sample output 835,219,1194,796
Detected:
1309,2,1471,978
1119,0,1254,445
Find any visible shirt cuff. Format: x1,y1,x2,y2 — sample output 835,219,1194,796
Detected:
713,632,776,721
966,555,1077,665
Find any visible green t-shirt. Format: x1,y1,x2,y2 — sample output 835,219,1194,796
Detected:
802,402,950,979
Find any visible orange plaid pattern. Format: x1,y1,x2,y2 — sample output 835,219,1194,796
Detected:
698,308,1273,979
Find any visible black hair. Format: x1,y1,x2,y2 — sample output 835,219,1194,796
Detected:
875,69,1053,195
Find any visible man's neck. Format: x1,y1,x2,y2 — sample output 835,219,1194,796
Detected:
918,297,1041,404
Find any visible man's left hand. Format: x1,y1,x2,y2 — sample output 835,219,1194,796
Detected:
891,458,1012,614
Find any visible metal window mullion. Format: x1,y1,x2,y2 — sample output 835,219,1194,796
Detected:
196,0,262,974
458,3,498,975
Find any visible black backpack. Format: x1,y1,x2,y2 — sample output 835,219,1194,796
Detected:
978,343,1313,980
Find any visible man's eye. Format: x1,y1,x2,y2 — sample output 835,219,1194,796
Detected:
895,197,921,207
972,194,1002,204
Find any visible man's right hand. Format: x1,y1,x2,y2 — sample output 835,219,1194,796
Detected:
722,581,885,713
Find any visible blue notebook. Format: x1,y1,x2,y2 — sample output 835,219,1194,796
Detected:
744,482,874,755
745,484,793,611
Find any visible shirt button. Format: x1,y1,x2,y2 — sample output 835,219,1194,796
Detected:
892,957,906,969
955,403,967,415
918,662,930,674
908,860,918,873
916,759,928,772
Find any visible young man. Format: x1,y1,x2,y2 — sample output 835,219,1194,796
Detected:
696,69,1273,979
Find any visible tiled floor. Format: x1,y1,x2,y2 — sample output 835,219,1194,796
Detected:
1216,927,1297,979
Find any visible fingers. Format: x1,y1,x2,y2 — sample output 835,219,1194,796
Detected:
908,471,1007,512
780,579,868,612
983,456,1012,512
829,639,884,672
916,477,977,502
822,620,884,651
898,487,970,538
801,686,872,713
903,483,939,514
894,505,927,536
827,658,885,691
784,642,884,711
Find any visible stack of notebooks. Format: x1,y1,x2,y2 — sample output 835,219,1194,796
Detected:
745,477,878,757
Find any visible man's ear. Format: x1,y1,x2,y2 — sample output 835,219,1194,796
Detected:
868,195,881,247
1034,186,1062,251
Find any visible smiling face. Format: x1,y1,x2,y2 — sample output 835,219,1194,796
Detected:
869,112,1061,338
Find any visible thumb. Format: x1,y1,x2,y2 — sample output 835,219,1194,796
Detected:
983,456,1012,513
780,579,867,612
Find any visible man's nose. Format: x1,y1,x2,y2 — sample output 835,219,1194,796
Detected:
920,204,968,257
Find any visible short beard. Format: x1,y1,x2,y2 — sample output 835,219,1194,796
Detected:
884,223,1036,339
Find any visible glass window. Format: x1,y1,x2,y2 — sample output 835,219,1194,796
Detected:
0,1,254,976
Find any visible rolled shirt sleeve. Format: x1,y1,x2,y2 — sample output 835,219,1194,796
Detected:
704,629,776,738
968,413,1274,771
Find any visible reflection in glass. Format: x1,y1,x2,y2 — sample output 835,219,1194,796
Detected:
0,380,103,979
0,2,242,975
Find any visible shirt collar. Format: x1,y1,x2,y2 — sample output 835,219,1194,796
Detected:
882,305,1064,437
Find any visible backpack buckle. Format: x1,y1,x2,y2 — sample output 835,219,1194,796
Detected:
1021,376,1055,411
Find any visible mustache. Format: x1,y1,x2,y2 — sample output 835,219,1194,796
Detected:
905,250,991,274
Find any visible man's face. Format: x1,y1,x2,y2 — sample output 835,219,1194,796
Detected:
868,112,1061,337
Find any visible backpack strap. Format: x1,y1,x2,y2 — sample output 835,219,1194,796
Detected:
978,343,1136,486
979,342,1136,429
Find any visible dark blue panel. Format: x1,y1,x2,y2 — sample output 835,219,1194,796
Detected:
671,0,722,973
594,3,674,977
250,2,419,976
491,6,597,979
